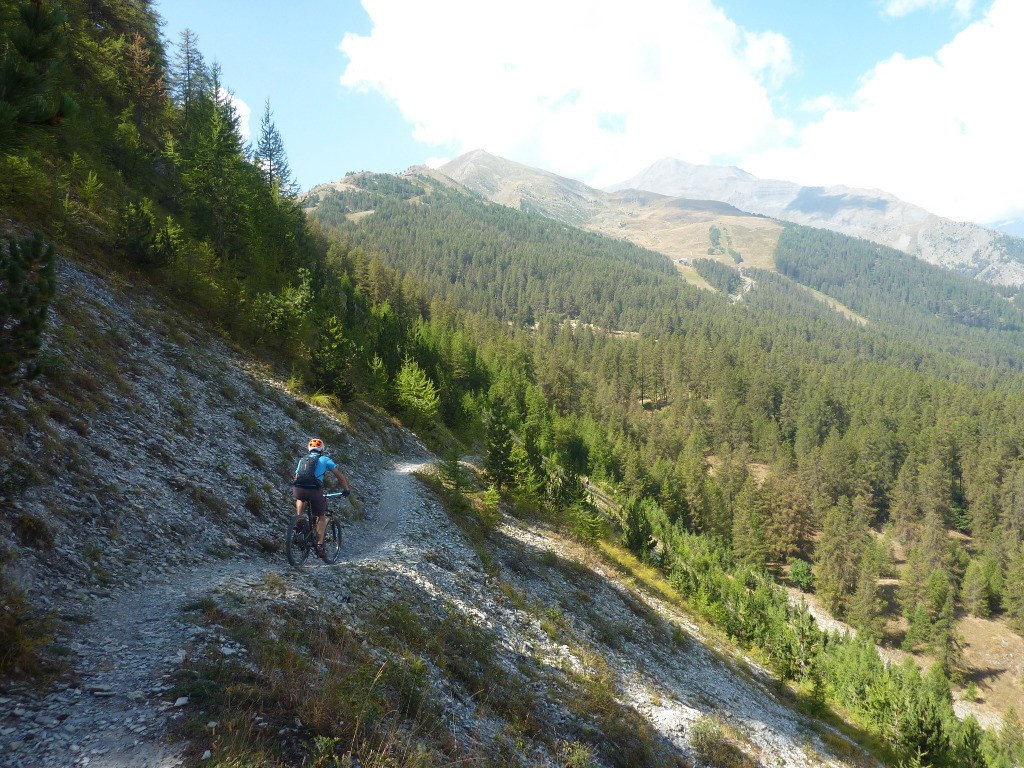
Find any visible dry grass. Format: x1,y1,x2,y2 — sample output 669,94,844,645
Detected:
586,195,783,271
689,716,760,768
175,601,459,768
957,615,1024,729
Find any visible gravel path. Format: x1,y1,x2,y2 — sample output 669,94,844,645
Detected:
0,459,424,768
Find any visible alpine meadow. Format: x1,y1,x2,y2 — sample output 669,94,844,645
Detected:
8,2,1024,768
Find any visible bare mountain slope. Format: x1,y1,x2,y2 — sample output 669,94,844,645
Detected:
610,158,1024,286
440,150,784,273
0,261,875,767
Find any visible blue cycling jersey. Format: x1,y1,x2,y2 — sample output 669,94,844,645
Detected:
294,453,336,482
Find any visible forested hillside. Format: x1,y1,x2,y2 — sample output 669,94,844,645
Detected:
6,1,1024,765
774,225,1024,369
309,175,1024,766
312,175,686,331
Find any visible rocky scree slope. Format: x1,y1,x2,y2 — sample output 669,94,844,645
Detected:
0,262,874,767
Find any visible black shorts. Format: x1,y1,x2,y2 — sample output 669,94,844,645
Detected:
292,486,326,517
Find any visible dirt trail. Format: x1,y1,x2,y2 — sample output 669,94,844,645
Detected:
0,460,425,768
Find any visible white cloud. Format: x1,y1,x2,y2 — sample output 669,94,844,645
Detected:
882,0,976,19
340,0,792,188
742,0,1024,224
340,0,1022,226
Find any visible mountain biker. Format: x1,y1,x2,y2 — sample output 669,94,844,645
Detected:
292,438,351,560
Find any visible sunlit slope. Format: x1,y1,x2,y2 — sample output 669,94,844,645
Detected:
440,150,783,274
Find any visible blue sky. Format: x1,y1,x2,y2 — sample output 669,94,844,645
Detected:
156,0,1022,228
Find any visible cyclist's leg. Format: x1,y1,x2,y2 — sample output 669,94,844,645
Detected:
308,490,328,545
292,487,306,517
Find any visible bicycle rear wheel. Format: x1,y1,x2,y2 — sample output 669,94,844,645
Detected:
322,517,342,564
285,515,312,566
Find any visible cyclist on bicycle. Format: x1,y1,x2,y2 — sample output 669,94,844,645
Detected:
292,438,351,560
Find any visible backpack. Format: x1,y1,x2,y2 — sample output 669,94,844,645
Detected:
293,453,323,488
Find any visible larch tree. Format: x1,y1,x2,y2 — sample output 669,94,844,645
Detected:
253,99,298,197
168,29,208,129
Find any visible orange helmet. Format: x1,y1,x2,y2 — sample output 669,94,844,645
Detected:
308,438,325,453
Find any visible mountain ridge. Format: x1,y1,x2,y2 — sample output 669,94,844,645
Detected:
609,157,1024,286
439,150,785,274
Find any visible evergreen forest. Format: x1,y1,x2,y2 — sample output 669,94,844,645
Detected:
7,1,1024,765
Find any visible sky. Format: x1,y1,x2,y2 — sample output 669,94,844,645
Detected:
156,0,1023,230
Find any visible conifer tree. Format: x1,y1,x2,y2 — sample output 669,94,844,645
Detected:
815,495,870,615
310,316,355,402
1004,542,1024,632
168,29,208,129
254,99,297,196
121,31,165,135
394,356,439,426
732,475,768,568
484,397,515,490
962,554,1001,618
0,0,78,153
0,232,55,381
763,475,812,562
621,496,653,555
847,546,885,642
952,716,986,768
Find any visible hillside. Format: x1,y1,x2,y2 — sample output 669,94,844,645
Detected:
305,168,1024,766
7,3,1024,765
438,150,785,273
0,260,875,768
609,158,1024,287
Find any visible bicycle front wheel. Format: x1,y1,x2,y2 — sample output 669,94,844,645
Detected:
322,517,342,564
285,516,311,566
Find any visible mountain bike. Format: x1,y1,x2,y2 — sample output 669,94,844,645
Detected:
285,492,344,566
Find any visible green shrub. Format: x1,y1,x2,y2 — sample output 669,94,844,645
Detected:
790,558,814,592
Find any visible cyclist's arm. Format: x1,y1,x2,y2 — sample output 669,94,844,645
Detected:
331,467,351,493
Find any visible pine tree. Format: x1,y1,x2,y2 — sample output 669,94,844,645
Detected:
952,716,986,768
621,496,653,555
763,475,812,562
253,99,297,196
890,458,922,536
847,546,886,642
1004,542,1024,632
0,232,56,381
815,496,869,615
0,0,79,153
732,475,768,568
962,557,995,618
121,31,165,135
310,316,355,402
484,397,515,490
